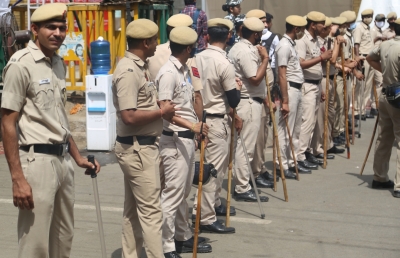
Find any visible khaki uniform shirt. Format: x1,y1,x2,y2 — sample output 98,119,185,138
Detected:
155,56,198,132
368,36,400,87
195,45,237,115
370,25,383,47
1,40,70,145
318,36,336,76
112,51,162,137
337,31,353,69
382,27,396,39
275,35,304,84
295,29,323,80
228,38,266,98
148,41,170,81
352,22,374,55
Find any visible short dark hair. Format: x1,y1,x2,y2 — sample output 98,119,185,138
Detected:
170,41,192,55
286,22,294,32
235,22,243,32
241,26,254,39
185,0,195,5
394,23,400,36
208,26,229,43
127,37,143,49
266,13,274,23
306,18,312,29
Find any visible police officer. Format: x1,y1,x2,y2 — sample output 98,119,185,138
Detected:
353,8,375,120
156,26,211,257
229,16,270,201
296,11,332,168
382,12,397,40
234,14,245,42
275,15,309,176
112,19,175,258
222,0,242,51
192,18,241,234
1,3,100,257
310,17,346,159
366,18,400,198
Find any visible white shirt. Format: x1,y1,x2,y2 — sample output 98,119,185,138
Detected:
262,28,280,68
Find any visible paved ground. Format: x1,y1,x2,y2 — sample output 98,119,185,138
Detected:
0,117,399,258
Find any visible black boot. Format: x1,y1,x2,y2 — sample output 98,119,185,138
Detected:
305,152,323,165
175,237,212,253
215,204,236,216
234,189,269,202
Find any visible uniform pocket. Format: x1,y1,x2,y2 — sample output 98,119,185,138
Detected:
33,82,55,110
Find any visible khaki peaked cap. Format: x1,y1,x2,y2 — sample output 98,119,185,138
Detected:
307,11,326,22
340,11,356,23
361,9,374,16
331,16,347,25
167,14,193,27
246,9,266,19
208,18,234,30
126,19,158,39
243,17,264,32
31,3,67,23
170,26,198,45
286,15,307,27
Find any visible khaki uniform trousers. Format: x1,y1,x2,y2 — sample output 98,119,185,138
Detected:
371,70,383,110
115,141,163,258
311,77,335,155
373,94,400,191
193,116,231,225
159,134,195,253
17,148,74,258
276,84,303,170
234,99,262,194
297,82,321,161
334,74,354,137
355,60,374,116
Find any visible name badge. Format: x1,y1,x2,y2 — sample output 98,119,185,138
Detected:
39,78,51,85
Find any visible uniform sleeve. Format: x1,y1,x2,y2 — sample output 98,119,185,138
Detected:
295,39,307,59
239,50,258,79
1,63,29,112
352,26,362,45
114,69,140,111
276,44,291,67
187,57,203,91
157,70,176,101
220,63,237,92
368,46,381,61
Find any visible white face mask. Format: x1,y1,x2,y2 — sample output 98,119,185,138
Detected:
376,21,385,28
262,28,269,35
363,17,373,25
296,30,304,39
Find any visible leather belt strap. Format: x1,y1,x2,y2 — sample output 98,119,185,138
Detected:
19,143,70,156
304,79,322,85
323,75,335,81
162,130,195,139
241,97,263,104
116,135,156,146
289,81,302,90
206,113,225,118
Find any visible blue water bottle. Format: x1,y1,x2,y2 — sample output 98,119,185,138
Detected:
90,36,111,75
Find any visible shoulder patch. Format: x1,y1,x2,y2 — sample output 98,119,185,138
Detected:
191,67,200,78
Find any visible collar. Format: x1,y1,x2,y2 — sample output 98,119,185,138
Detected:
169,55,185,72
125,51,145,67
305,29,316,42
208,45,227,55
27,40,60,63
361,22,369,30
240,38,254,46
282,34,296,46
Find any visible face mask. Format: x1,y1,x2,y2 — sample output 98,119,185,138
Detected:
254,34,262,45
339,28,346,35
334,29,340,37
376,21,385,28
262,28,269,35
349,22,356,31
296,30,304,39
363,17,373,25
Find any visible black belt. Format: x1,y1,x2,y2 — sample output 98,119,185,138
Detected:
361,54,368,57
20,143,70,156
116,135,156,146
323,75,335,80
162,130,195,139
336,73,350,79
207,113,225,119
304,79,321,85
289,81,302,90
241,97,264,104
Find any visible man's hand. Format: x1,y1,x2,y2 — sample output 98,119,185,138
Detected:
321,49,333,61
12,176,34,210
234,114,243,135
235,77,243,90
160,101,177,121
77,157,101,175
320,92,326,102
193,122,209,136
256,45,269,61
354,70,365,80
336,35,346,45
281,103,289,119
347,60,358,69
265,99,277,112
344,67,352,74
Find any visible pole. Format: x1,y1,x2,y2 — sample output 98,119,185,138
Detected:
193,111,207,258
225,109,236,227
87,155,107,258
351,47,356,144
323,38,332,169
272,129,277,191
360,113,379,175
285,118,299,180
340,44,350,159
266,73,288,202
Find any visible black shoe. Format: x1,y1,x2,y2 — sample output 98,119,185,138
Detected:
371,180,395,189
234,189,269,202
298,160,318,170
315,153,335,159
371,108,378,115
199,220,235,234
278,169,297,179
393,191,400,198
215,204,236,216
290,164,311,174
253,175,274,188
262,171,279,182
305,152,323,165
354,115,366,121
333,137,344,146
327,146,345,154
175,237,212,253
164,251,182,258
366,113,374,119
362,115,366,121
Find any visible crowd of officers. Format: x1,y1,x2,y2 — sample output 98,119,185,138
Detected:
1,1,400,258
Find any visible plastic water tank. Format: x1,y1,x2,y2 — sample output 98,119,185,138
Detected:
90,37,111,75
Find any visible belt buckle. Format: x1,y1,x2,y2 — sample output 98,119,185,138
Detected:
61,143,69,156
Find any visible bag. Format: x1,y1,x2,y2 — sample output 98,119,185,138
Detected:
192,161,218,186
384,82,400,109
